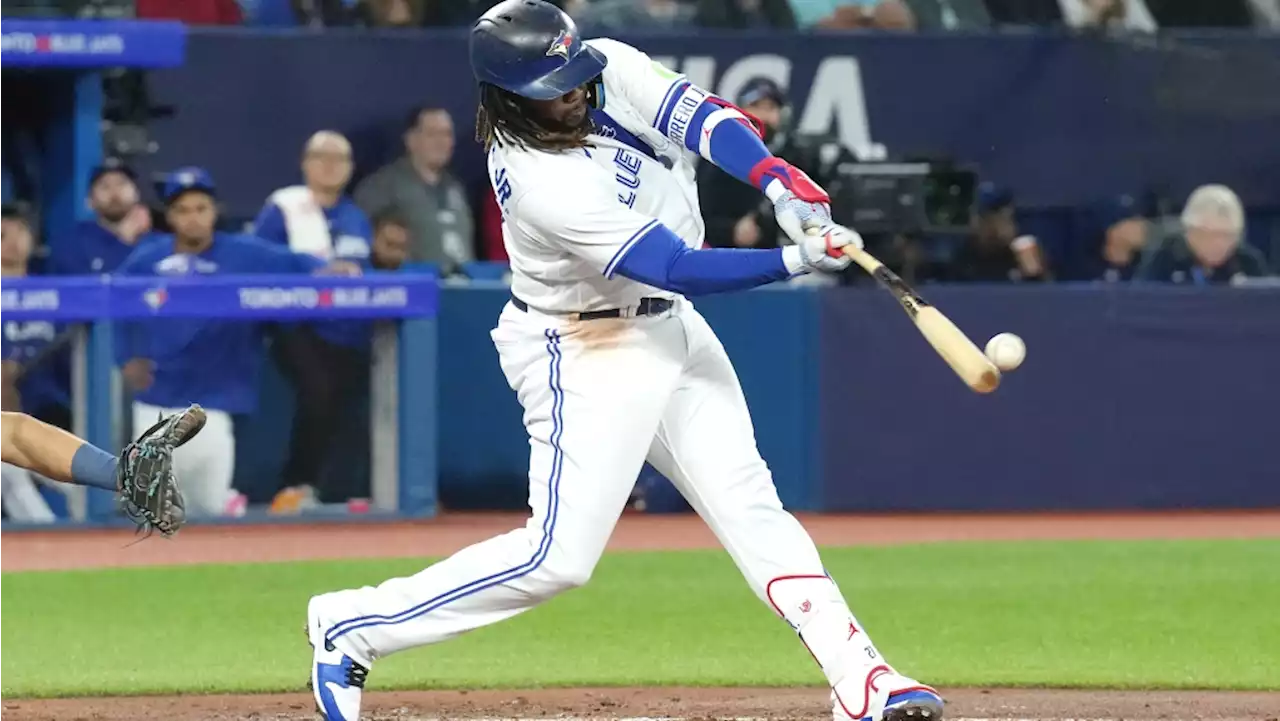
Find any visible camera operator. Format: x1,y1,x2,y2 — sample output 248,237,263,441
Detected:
697,77,855,250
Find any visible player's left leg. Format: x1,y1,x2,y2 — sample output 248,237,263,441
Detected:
645,308,943,721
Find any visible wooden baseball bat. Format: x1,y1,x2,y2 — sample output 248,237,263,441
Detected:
842,245,1001,394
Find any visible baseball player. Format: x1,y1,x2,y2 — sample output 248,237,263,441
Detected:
306,3,944,721
1,406,201,535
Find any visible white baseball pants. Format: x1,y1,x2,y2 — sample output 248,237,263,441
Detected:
1,462,57,523
133,402,237,517
316,299,888,693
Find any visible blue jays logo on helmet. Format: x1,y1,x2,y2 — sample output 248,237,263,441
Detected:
546,29,572,61
469,0,607,102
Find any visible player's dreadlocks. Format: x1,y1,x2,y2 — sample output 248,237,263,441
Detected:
475,83,593,153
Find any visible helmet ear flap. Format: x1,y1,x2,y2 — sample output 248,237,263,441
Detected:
586,77,606,110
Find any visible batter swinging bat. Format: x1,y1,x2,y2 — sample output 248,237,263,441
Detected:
842,245,1001,394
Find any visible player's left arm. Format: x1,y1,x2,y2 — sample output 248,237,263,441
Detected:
591,39,831,240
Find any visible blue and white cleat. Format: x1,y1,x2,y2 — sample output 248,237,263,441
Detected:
832,665,945,721
307,596,369,721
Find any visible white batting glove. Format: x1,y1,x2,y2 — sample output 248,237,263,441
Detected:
782,223,860,275
773,188,833,246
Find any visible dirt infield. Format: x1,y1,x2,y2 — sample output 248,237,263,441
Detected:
4,510,1279,720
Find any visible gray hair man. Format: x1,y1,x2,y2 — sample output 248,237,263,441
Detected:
1135,184,1270,284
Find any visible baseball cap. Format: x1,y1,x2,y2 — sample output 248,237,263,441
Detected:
976,182,1014,214
88,158,138,187
162,167,217,205
736,77,787,108
1097,194,1144,229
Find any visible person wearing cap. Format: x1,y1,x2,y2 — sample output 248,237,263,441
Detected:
114,167,360,518
947,183,1051,282
253,131,374,513
47,159,154,276
1134,184,1269,284
697,77,854,252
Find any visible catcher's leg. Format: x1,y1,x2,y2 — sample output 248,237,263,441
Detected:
0,411,117,491
646,309,942,721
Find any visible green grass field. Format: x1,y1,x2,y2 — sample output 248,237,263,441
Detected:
3,538,1277,698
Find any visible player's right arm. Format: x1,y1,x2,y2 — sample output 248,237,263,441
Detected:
514,177,858,295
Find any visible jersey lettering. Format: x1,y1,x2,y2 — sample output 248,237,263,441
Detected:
613,149,642,208
494,167,514,211
667,86,709,149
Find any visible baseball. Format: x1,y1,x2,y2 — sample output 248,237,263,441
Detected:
984,332,1026,372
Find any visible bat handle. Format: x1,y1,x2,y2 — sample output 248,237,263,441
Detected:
842,244,884,276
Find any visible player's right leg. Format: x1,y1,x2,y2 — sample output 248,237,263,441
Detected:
306,305,686,721
646,308,942,721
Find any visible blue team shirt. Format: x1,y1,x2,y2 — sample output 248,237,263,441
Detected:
2,319,71,412
47,221,159,275
114,232,326,414
253,196,373,349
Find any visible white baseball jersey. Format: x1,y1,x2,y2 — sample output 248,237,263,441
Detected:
487,38,712,314
310,35,921,721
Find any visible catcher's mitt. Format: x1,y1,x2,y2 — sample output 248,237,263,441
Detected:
117,404,207,538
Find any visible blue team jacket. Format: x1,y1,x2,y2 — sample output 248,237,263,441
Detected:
253,195,373,349
2,318,71,413
114,233,326,413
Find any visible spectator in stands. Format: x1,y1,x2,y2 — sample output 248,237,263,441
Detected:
47,160,153,276
1246,0,1280,28
947,183,1051,282
1074,195,1151,282
698,78,852,251
1145,0,1254,27
290,0,360,25
797,0,916,29
370,210,412,270
573,0,697,31
136,0,243,24
1134,184,1269,284
353,0,423,25
1061,0,1157,32
115,168,358,518
902,0,990,29
254,131,375,514
355,107,475,274
2,206,65,523
695,0,798,28
986,0,1156,29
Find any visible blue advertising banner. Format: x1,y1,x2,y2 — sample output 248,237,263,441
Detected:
145,29,1280,221
1,20,186,68
818,284,1280,511
1,273,438,321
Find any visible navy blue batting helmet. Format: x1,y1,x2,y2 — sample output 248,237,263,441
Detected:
470,0,607,101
